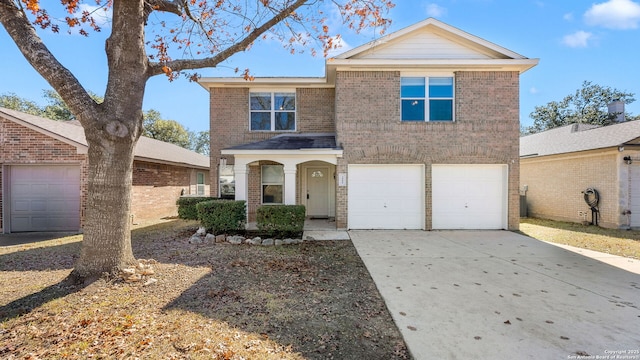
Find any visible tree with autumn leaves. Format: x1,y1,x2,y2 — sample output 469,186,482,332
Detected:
0,0,393,282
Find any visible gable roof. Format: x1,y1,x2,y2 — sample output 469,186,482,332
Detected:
0,107,209,169
520,121,640,158
198,18,538,89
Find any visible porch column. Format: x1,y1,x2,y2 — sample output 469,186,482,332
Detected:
283,164,297,205
234,163,248,202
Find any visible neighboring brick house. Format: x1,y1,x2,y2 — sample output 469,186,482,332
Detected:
200,18,538,230
0,107,210,233
521,121,640,229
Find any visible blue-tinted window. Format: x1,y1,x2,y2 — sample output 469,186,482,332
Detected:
401,77,454,122
401,99,425,121
429,100,453,121
251,112,271,130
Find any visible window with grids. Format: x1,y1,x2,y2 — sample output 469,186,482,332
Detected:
262,165,284,204
401,77,454,122
250,92,296,131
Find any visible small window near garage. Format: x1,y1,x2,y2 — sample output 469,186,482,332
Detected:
196,172,205,195
250,92,296,131
262,165,284,204
219,165,235,199
401,76,454,122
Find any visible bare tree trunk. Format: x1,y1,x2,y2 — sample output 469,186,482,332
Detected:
71,135,137,280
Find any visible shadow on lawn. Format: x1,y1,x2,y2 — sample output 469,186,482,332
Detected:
161,241,408,359
0,277,89,322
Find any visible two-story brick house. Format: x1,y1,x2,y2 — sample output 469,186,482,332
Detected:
200,18,538,230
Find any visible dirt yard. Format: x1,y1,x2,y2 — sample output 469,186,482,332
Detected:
0,220,410,359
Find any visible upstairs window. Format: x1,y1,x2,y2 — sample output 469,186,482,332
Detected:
401,77,454,122
250,92,296,131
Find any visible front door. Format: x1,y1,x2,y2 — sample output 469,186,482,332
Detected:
307,167,329,218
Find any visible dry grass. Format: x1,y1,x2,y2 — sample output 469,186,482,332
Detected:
519,218,640,260
0,219,409,359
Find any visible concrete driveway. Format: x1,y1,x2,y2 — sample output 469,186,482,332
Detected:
350,230,640,360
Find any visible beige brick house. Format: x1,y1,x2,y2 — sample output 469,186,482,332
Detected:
521,121,640,229
0,107,210,233
201,18,538,230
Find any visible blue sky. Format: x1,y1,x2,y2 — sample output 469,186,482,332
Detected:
1,0,639,133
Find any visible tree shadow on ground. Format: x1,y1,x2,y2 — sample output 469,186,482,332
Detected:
161,241,408,359
0,276,89,322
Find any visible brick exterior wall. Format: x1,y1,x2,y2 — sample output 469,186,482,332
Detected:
521,151,621,228
335,71,521,230
0,116,88,230
208,86,335,201
1,115,208,231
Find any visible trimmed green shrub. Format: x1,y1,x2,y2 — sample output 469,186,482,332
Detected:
257,205,305,238
176,196,217,220
196,200,246,235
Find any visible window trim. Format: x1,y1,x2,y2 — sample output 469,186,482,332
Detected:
400,73,455,122
249,90,297,132
196,172,205,196
261,164,284,204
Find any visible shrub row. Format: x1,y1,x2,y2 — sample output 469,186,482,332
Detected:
196,200,246,235
176,196,218,220
257,205,306,239
178,197,306,238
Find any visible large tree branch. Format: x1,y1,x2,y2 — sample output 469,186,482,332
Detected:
0,0,99,125
144,0,182,22
147,0,309,76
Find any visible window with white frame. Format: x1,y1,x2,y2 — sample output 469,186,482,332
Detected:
196,172,205,195
262,165,284,204
219,165,235,199
401,76,454,122
250,92,296,131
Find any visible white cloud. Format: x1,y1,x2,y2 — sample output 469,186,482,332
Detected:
562,30,593,47
326,36,352,57
425,3,447,18
584,0,640,29
563,12,574,21
529,87,539,95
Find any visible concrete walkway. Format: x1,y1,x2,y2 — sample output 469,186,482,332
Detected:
350,230,640,360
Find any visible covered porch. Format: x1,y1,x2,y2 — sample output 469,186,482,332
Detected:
220,134,343,225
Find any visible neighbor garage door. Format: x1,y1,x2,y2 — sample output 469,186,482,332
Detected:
348,165,424,229
432,164,507,229
9,165,81,232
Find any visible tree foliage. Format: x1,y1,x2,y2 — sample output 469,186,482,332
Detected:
0,0,393,280
523,81,636,135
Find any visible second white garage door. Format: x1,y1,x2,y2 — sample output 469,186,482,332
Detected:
432,164,507,230
348,165,424,229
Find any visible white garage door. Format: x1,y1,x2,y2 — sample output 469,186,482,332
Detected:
432,165,507,230
9,165,81,232
348,165,424,229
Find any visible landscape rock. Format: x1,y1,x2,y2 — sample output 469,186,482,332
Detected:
215,234,226,243
196,227,206,235
275,239,283,246
228,235,244,245
262,238,274,246
283,238,297,245
189,235,203,244
204,233,216,243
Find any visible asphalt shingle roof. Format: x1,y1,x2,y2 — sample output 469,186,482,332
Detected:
520,121,640,158
0,107,209,169
226,133,339,150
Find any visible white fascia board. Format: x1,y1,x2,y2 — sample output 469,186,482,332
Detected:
198,77,332,89
328,58,539,74
333,18,527,60
221,149,343,156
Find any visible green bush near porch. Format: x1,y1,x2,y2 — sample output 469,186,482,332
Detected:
196,200,246,235
176,196,217,220
257,205,306,239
